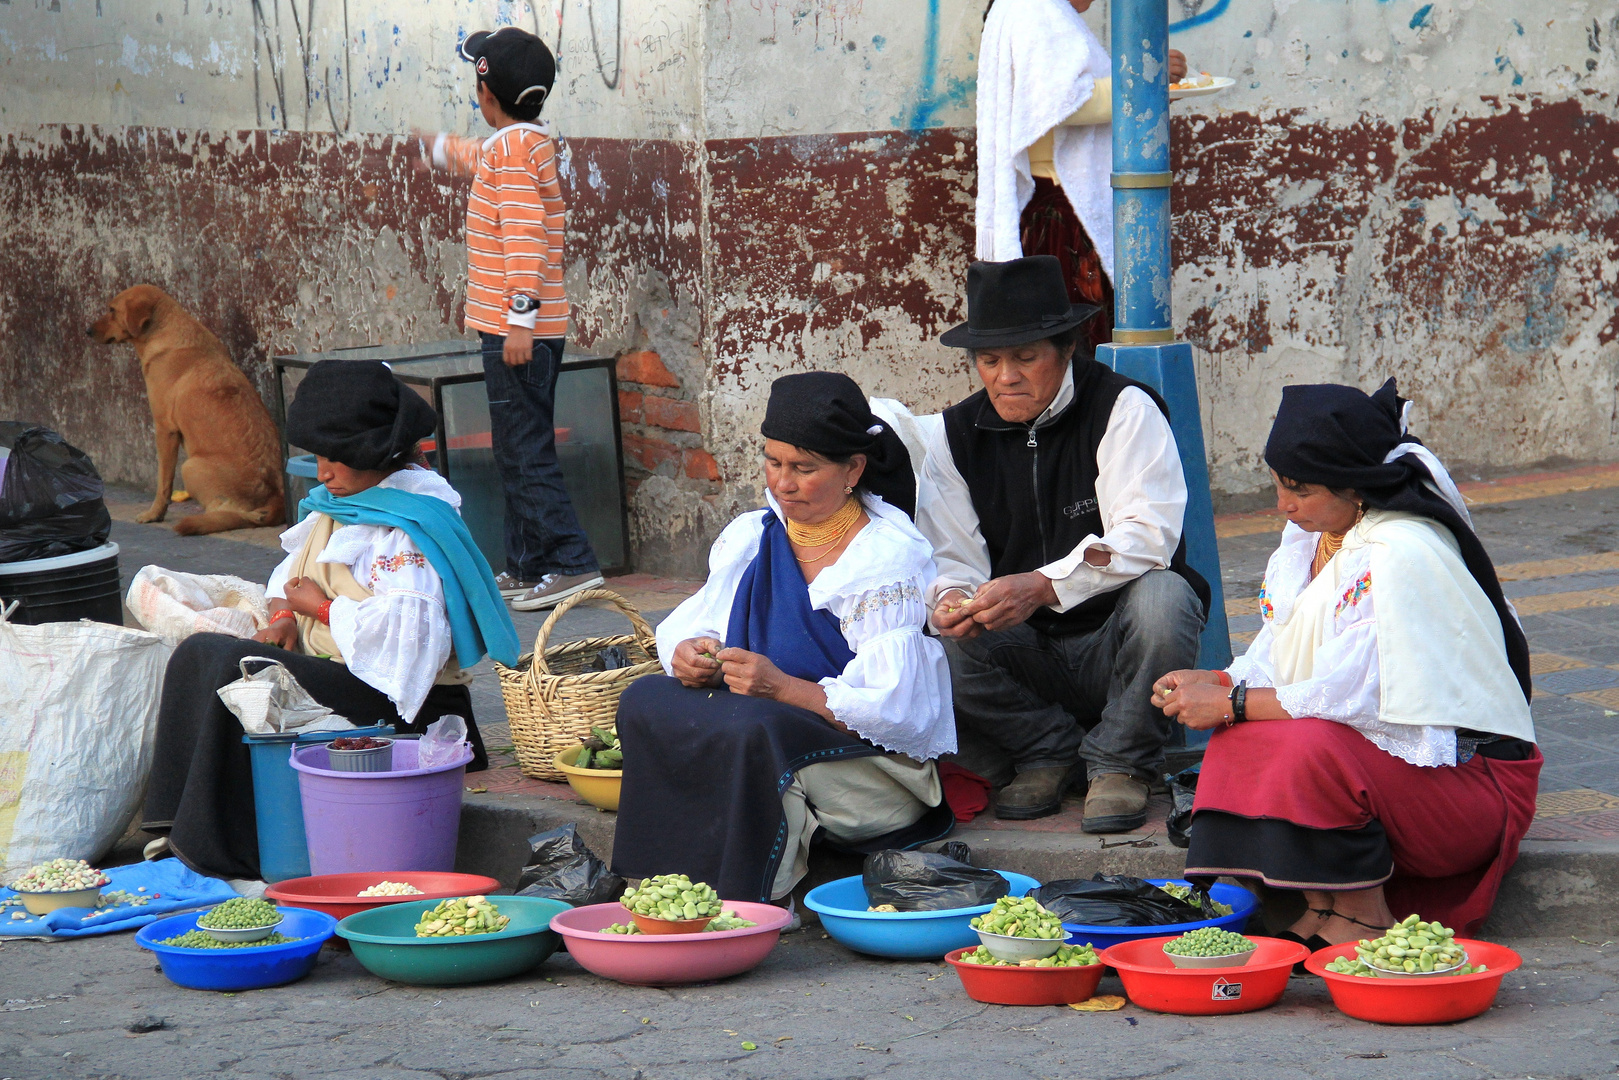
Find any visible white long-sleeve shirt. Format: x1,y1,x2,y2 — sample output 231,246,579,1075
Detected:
267,467,457,723
653,493,956,762
914,363,1188,620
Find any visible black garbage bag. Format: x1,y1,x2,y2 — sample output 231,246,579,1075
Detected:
514,824,625,908
1165,765,1200,849
863,846,1010,912
1030,874,1205,926
0,423,111,563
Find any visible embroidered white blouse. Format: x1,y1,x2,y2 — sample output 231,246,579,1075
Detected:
654,493,957,762
1227,519,1458,767
267,467,457,724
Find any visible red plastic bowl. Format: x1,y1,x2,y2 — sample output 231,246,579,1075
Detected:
944,948,1105,1006
265,872,503,921
1304,939,1522,1025
1100,936,1308,1016
549,901,791,986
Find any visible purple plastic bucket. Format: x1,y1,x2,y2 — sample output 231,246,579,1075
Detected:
289,739,473,876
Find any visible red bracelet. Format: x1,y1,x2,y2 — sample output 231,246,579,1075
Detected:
1214,670,1233,688
316,599,333,625
270,608,297,624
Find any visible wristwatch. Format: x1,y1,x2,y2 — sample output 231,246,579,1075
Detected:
508,294,539,315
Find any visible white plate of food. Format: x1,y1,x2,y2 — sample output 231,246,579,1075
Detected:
1169,75,1235,99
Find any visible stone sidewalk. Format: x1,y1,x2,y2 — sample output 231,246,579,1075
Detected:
98,464,1619,935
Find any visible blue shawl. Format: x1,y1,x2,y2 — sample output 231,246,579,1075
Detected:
300,485,520,669
725,511,855,681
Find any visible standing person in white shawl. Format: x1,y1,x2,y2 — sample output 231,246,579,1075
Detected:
975,0,1186,351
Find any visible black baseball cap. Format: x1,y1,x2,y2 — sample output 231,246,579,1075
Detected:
459,27,555,110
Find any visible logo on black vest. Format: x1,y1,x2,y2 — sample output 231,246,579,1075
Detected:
1063,498,1099,519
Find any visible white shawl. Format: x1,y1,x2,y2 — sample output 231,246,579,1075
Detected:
1270,510,1534,743
975,0,1115,280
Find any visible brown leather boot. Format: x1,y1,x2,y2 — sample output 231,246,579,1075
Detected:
1082,773,1149,833
994,765,1077,820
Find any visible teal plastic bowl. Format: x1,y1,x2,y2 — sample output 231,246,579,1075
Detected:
336,895,569,986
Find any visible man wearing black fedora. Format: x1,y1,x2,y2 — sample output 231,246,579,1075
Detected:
916,256,1209,828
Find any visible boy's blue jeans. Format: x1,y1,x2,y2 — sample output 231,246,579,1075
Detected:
479,332,599,579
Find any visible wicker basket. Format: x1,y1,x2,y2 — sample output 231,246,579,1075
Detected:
495,588,662,781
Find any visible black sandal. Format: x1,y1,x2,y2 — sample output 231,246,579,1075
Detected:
1276,930,1331,975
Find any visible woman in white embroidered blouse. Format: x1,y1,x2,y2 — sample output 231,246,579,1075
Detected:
143,361,516,881
1151,381,1541,941
611,373,956,904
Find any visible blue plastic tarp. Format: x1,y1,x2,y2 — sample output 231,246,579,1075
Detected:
1,860,238,938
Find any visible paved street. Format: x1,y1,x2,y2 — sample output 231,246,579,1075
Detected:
2,932,1616,1079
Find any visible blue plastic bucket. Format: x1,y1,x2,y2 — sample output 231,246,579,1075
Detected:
244,725,393,883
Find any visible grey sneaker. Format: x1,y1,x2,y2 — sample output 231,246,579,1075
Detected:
494,571,539,599
510,571,606,611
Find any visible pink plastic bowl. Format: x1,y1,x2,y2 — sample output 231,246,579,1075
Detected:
549,901,791,986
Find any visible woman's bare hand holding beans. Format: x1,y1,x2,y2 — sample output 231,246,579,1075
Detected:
671,636,725,688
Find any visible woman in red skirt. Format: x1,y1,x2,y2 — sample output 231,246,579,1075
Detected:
1153,380,1540,942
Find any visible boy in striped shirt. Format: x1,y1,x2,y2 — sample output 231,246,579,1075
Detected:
423,27,603,611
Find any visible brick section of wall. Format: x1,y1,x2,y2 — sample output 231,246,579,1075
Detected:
612,347,717,497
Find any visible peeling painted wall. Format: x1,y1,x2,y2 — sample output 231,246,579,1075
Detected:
2,1,1617,574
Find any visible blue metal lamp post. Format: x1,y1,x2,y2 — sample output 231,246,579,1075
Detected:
1095,0,1232,681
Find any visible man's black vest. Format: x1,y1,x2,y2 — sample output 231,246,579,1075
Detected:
941,358,1211,636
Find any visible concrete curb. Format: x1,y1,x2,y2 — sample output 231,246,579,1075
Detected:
455,794,1619,938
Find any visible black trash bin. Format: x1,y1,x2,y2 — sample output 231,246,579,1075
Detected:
0,541,123,625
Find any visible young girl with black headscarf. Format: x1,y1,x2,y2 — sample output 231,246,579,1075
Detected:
611,372,958,904
1151,380,1540,939
141,361,518,881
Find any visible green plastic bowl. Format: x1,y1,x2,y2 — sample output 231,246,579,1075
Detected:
335,895,569,986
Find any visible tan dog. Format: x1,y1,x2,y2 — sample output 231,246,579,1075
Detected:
88,285,284,535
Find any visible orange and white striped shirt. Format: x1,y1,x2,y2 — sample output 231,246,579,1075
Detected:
433,123,567,338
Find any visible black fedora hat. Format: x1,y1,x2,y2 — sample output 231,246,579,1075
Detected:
939,256,1101,349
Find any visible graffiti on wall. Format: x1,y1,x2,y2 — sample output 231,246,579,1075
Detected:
249,0,352,132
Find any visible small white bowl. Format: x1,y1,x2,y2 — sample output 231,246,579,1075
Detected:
975,928,1064,963
1363,952,1468,979
201,917,285,944
1166,946,1257,968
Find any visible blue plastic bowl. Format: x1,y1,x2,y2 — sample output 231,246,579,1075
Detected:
804,871,1040,959
1057,879,1259,951
136,906,337,991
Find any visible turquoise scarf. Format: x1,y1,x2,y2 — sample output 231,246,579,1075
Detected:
300,484,520,669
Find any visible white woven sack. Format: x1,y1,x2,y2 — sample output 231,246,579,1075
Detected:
0,611,173,876
126,564,268,646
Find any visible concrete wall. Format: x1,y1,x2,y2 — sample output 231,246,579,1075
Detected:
2,1,1616,574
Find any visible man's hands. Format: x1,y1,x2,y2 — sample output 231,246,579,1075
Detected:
1152,669,1232,730
933,572,1060,638
503,324,534,367
671,636,725,688
1169,49,1189,81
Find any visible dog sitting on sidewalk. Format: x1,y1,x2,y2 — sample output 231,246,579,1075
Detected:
88,284,284,535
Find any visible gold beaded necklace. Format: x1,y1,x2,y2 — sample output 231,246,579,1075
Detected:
1311,531,1346,578
786,496,862,551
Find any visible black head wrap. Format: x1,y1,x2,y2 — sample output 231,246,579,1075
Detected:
759,372,916,517
1264,378,1530,701
285,360,438,472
